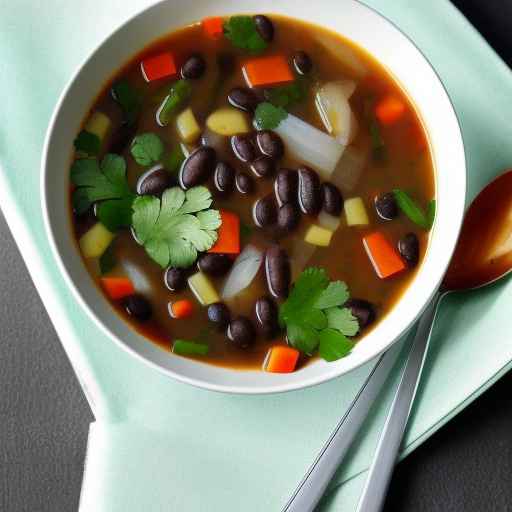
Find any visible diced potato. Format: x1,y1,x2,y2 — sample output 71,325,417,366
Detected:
79,223,114,258
304,224,334,247
84,111,111,142
176,108,201,143
206,108,250,136
344,197,369,226
188,272,220,305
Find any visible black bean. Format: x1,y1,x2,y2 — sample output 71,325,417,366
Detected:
253,195,277,228
321,182,343,216
253,15,274,42
274,168,298,206
136,165,172,196
298,166,321,215
214,161,235,194
207,302,231,329
227,316,256,348
123,294,152,322
375,192,398,220
228,87,259,112
398,233,420,267
277,203,300,234
265,245,291,299
181,53,206,79
254,296,279,338
293,51,313,75
231,134,256,162
250,156,276,178
345,299,376,331
164,267,187,292
198,253,233,276
179,146,216,189
256,130,284,159
235,172,254,194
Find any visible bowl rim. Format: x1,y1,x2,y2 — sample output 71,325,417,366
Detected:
41,0,466,395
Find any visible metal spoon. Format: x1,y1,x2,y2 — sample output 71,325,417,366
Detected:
283,170,512,512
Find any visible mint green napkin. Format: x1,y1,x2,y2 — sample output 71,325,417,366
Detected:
1,1,512,510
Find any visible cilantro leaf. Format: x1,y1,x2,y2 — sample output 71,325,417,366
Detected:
393,189,432,229
326,307,359,336
264,80,307,109
112,80,141,125
224,16,267,54
131,186,221,268
286,324,319,355
131,133,164,166
74,130,101,156
99,242,116,275
314,281,349,310
254,102,287,130
70,154,135,230
319,329,354,362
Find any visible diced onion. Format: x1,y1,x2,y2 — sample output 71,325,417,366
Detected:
330,146,368,193
274,114,345,179
317,210,342,232
221,245,263,299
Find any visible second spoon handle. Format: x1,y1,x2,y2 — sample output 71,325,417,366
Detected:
355,292,443,512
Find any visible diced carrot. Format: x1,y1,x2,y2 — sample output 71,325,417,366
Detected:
264,346,300,373
375,95,406,125
363,232,406,279
202,16,224,39
242,55,294,88
101,277,135,300
140,52,177,82
208,210,240,254
169,299,195,319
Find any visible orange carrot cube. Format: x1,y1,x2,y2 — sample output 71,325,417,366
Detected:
242,55,294,88
141,52,177,82
264,346,300,373
363,232,406,279
208,210,240,254
101,277,135,300
202,17,224,39
375,95,406,125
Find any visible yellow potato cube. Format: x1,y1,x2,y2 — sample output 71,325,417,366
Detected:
79,223,114,259
176,108,201,143
206,108,250,136
304,224,333,247
188,272,220,306
344,197,369,226
84,111,111,142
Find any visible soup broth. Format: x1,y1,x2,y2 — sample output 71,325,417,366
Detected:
71,14,435,372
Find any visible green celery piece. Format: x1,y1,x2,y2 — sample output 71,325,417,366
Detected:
162,144,186,175
393,189,429,229
318,329,354,362
157,80,192,126
173,340,209,356
111,80,141,125
74,130,101,156
99,242,117,275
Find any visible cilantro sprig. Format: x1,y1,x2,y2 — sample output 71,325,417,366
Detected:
70,154,135,231
254,102,287,130
132,186,221,268
264,79,308,109
279,268,359,361
224,16,267,54
131,133,164,166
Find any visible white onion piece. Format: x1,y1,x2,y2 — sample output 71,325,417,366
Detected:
330,146,368,194
274,114,345,179
315,81,358,146
317,210,342,232
314,34,368,78
290,238,317,281
221,245,263,299
119,261,151,294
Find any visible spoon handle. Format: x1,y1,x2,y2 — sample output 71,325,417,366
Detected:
281,340,404,512
355,292,443,512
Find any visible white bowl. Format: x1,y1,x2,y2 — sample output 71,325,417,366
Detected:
41,0,466,394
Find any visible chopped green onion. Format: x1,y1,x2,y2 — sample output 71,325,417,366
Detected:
393,189,430,229
156,80,192,126
162,144,186,174
172,339,209,356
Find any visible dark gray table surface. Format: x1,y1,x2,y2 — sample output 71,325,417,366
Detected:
1,1,512,510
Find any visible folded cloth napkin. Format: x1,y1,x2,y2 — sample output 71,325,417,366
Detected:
1,0,512,510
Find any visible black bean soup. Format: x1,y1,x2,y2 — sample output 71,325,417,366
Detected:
70,14,435,373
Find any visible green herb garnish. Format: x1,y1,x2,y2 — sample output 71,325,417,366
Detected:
279,268,359,360
173,339,209,356
369,118,387,162
111,80,141,125
393,189,435,230
162,144,186,175
131,186,221,268
264,80,307,109
254,102,287,130
156,79,192,126
319,329,354,362
70,154,135,231
223,16,267,54
240,221,253,243
130,133,164,166
74,130,101,156
99,242,116,275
